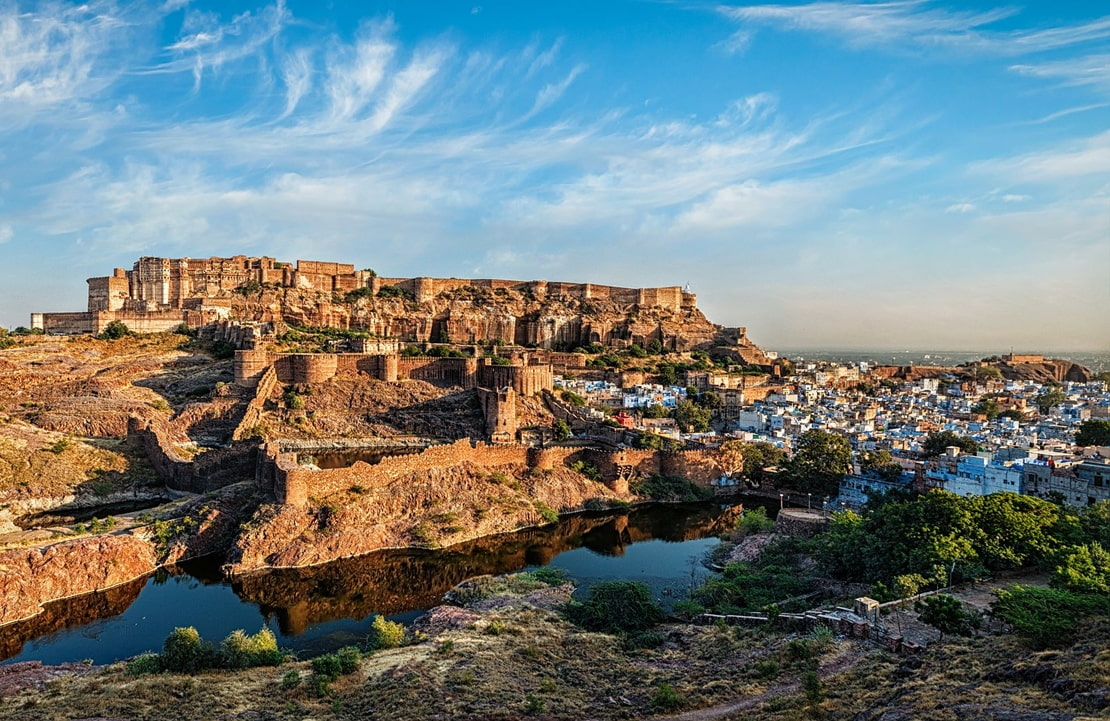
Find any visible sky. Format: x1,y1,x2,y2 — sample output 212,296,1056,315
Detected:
0,0,1107,352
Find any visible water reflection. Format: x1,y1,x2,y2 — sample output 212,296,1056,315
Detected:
233,503,742,634
0,501,751,665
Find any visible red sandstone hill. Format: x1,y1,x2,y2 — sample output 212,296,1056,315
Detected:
227,283,770,363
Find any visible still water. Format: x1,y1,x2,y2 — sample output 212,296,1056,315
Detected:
0,501,763,666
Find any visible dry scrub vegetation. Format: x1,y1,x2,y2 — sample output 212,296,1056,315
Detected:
3,572,1106,721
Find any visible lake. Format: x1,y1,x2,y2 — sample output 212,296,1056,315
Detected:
0,499,770,666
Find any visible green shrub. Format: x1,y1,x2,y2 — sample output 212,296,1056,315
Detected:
335,646,362,674
311,653,343,681
367,614,406,650
524,693,546,715
991,585,1110,648
736,506,775,535
651,682,684,711
281,669,301,689
308,673,332,697
162,626,217,672
753,659,780,679
126,653,163,676
625,630,667,650
221,628,282,669
527,567,570,586
802,669,824,703
563,581,665,633
533,501,559,524
671,600,704,619
99,320,131,340
50,437,72,454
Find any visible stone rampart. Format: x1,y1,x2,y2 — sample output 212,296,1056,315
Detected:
232,365,279,441
267,435,721,507
273,439,531,505
133,416,259,493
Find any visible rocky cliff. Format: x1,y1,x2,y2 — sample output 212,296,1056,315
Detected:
0,535,158,626
230,284,763,357
226,463,628,573
0,482,259,627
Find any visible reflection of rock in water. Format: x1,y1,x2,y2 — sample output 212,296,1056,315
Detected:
233,503,738,635
0,576,148,661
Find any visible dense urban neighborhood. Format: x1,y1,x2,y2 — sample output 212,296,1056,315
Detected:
556,353,1110,510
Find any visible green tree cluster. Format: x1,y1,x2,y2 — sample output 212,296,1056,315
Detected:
783,430,852,496
921,431,980,457
563,581,665,633
1075,419,1110,447
815,490,1066,587
128,626,283,675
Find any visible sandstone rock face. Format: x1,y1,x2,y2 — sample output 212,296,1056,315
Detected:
232,285,738,353
0,535,158,626
226,463,627,573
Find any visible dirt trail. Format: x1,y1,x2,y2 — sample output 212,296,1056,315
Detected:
661,642,870,720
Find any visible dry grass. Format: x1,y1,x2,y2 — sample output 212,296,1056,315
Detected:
2,597,1106,721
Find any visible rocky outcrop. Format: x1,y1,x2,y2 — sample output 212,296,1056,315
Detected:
0,535,158,626
0,483,259,627
226,462,628,573
230,284,760,355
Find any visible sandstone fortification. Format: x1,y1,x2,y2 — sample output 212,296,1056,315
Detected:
32,255,771,364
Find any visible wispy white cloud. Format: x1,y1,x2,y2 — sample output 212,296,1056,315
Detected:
972,129,1110,182
1010,54,1110,95
945,202,975,214
720,1,1110,56
526,38,563,77
155,0,289,88
366,44,449,132
524,63,586,120
0,224,12,243
323,21,396,124
279,48,312,118
0,0,127,120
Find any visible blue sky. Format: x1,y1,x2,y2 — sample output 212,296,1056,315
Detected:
0,0,1107,351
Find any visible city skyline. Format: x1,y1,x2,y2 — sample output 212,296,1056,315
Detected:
1,0,1107,352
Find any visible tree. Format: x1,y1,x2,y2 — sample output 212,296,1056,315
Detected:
921,431,979,457
739,441,787,486
552,419,571,442
99,320,132,340
785,429,852,496
1075,419,1110,447
673,400,712,433
562,581,665,633
857,449,903,482
1052,542,1110,594
915,594,973,639
718,440,746,479
971,397,1001,419
1035,388,1067,414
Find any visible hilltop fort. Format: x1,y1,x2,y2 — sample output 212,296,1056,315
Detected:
31,255,769,364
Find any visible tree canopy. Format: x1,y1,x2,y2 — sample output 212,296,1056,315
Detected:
1075,419,1110,447
921,431,979,457
784,429,852,496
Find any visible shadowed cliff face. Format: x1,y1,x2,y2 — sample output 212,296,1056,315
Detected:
231,503,742,634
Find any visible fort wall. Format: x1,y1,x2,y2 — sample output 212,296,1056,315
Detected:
268,439,723,506
231,365,280,442
232,350,553,398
